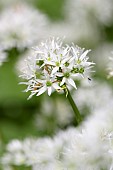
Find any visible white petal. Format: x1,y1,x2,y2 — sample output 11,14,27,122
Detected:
48,87,52,96
62,56,70,64
52,67,59,75
60,77,66,86
46,61,55,66
36,86,46,96
52,83,61,90
82,61,94,67
56,72,63,77
62,46,69,56
27,92,37,100
68,78,77,89
80,50,91,60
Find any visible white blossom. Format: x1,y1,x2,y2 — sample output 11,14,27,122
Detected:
79,0,113,25
0,3,48,50
6,140,23,152
34,97,73,131
47,0,113,44
73,80,113,115
1,137,64,169
1,124,113,170
91,43,113,73
18,37,94,98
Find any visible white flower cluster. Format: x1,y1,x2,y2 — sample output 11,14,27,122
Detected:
0,3,48,50
74,80,113,115
1,137,64,170
90,43,113,75
19,37,94,99
48,0,113,44
1,125,112,170
77,0,113,25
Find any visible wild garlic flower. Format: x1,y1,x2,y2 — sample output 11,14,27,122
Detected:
19,37,94,99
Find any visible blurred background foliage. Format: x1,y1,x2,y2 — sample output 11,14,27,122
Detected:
0,0,113,157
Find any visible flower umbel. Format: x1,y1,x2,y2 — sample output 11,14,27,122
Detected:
19,37,94,99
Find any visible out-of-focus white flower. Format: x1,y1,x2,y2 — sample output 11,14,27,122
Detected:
47,0,113,44
19,37,94,99
91,43,113,73
1,125,113,170
1,139,25,166
22,138,55,165
1,152,26,166
1,137,64,169
106,132,113,170
34,97,73,131
32,161,63,170
0,49,7,66
80,0,113,26
108,52,113,78
97,45,113,78
1,140,26,166
74,80,113,115
6,140,23,152
0,3,48,50
54,98,73,126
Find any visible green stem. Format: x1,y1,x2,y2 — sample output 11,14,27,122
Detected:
65,88,82,125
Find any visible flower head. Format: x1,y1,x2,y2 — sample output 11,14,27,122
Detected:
19,37,94,98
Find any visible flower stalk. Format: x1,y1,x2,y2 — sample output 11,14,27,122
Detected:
65,88,82,125
19,37,94,100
